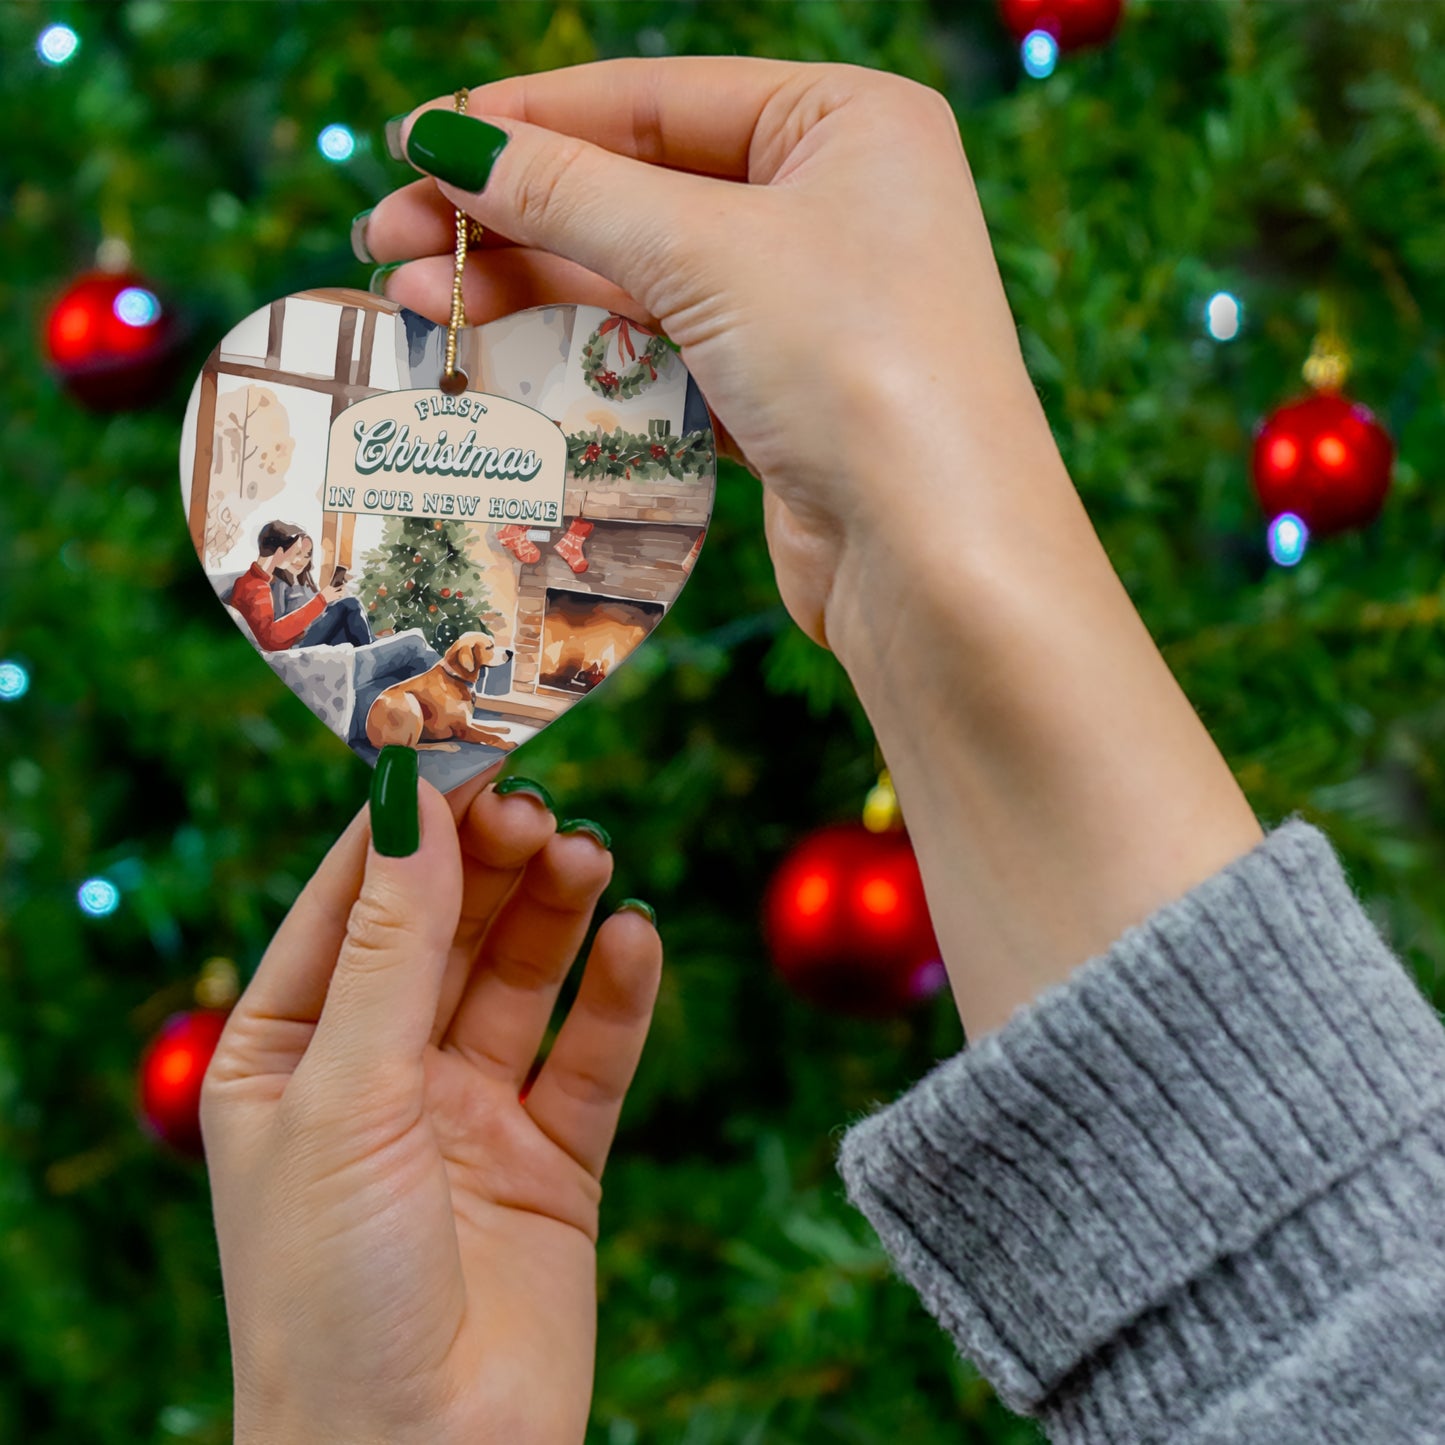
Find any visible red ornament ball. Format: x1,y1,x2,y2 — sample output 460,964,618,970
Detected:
377,585,387,597
45,270,179,410
136,1008,230,1158
998,0,1124,49
762,822,945,1018
428,604,438,613
413,553,424,563
441,587,451,598
1251,391,1394,537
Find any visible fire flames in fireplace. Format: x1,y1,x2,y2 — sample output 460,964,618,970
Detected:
539,589,664,695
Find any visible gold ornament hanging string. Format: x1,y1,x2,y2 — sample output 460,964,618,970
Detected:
440,88,482,394
1302,292,1350,394
863,766,902,833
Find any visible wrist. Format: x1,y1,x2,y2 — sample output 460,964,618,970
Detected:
822,379,1078,672
824,437,1261,1039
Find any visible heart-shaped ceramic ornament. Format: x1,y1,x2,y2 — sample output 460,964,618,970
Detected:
179,289,715,794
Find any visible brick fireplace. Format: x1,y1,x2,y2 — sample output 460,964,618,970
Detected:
479,469,709,724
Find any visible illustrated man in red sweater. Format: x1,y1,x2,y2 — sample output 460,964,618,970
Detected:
229,520,371,652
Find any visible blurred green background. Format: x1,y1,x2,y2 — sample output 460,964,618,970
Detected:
2,1,1444,1441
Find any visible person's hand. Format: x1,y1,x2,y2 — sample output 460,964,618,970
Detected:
320,581,346,604
361,61,1264,1043
362,57,1065,662
201,765,662,1445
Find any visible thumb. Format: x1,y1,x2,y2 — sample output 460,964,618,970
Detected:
303,748,462,1092
397,105,748,320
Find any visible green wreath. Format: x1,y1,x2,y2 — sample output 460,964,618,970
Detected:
581,316,672,400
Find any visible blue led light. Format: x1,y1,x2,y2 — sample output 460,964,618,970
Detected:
38,24,79,66
78,878,121,917
318,124,356,162
1022,30,1059,79
0,661,28,701
114,287,161,328
1268,512,1309,567
1206,291,1242,342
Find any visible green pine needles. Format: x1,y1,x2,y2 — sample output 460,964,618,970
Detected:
566,425,714,482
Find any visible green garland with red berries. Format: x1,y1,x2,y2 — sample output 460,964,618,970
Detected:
566,426,714,482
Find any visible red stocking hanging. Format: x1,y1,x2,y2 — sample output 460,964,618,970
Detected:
496,523,541,564
553,518,594,574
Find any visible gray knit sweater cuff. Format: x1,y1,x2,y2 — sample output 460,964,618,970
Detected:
835,817,1445,1431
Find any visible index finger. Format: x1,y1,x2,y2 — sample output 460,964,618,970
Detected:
406,55,812,183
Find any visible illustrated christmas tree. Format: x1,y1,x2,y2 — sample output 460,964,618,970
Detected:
357,516,495,651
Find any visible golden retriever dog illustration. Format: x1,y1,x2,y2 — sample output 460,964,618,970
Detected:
365,631,517,752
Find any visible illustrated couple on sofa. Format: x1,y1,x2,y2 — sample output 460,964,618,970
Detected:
227,518,519,775
230,519,374,653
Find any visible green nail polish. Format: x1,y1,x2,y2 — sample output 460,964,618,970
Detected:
384,113,409,162
350,208,375,264
369,261,404,296
370,745,419,857
558,818,611,851
493,775,556,812
617,898,656,926
405,110,509,192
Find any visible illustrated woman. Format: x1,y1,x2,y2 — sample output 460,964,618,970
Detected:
270,530,318,620
229,519,372,651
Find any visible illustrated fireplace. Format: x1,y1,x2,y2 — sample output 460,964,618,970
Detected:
539,588,665,695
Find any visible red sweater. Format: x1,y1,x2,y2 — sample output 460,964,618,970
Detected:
229,561,325,651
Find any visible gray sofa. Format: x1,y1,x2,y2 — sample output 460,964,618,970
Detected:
210,572,440,751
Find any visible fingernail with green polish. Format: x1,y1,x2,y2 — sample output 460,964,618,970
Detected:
371,745,420,858
617,898,656,926
493,775,556,813
350,208,375,265
384,113,409,162
369,261,404,296
558,818,612,851
405,109,510,192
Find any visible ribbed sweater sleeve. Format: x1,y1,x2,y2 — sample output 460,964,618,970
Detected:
834,817,1445,1443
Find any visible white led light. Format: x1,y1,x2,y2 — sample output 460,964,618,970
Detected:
1022,30,1059,79
78,878,121,917
1205,291,1242,341
114,287,161,327
38,24,79,66
318,124,356,162
0,660,29,700
1267,512,1308,567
